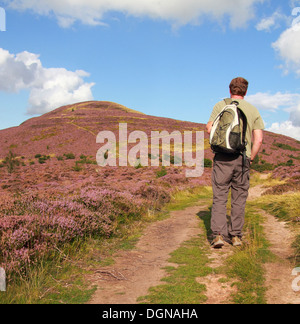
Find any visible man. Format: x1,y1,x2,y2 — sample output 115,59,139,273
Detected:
206,77,264,248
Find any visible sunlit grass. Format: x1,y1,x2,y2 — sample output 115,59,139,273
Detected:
138,235,212,304
255,192,300,266
256,193,300,222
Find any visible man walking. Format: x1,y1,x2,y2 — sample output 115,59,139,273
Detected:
206,77,264,248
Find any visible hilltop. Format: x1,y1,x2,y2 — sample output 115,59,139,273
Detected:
0,101,207,159
0,101,212,193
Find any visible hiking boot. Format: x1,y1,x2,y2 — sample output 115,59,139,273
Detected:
211,235,225,249
232,236,242,247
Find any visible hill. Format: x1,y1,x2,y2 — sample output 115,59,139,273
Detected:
0,101,205,158
0,100,299,164
0,100,299,281
0,100,299,193
0,100,212,192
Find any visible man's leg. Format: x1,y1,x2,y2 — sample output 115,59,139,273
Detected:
211,154,234,240
229,156,251,238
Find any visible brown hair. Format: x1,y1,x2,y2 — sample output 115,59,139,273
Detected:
229,77,249,97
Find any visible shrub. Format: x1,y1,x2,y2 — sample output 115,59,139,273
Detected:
38,157,46,164
156,166,167,178
3,151,20,173
251,163,275,172
72,162,82,172
273,142,299,152
251,155,275,172
0,188,147,277
38,155,50,164
64,153,75,160
204,158,212,168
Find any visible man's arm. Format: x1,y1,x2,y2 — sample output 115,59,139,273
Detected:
251,129,263,162
206,121,213,135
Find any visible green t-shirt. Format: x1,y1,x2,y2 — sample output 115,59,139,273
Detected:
208,98,265,158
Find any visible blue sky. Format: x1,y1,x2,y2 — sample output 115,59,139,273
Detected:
0,0,300,140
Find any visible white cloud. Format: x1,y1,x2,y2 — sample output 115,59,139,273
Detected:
247,92,300,140
272,22,300,75
246,92,300,112
255,11,287,32
0,48,95,115
267,121,300,140
7,0,265,28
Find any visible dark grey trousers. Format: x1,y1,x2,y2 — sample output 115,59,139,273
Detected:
211,153,251,239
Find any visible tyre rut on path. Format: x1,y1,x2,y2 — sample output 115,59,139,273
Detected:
88,205,205,304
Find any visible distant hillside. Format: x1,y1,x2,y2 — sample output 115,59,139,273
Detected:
0,100,299,165
0,101,207,160
0,100,299,195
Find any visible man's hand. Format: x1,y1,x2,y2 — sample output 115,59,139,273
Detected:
206,122,213,135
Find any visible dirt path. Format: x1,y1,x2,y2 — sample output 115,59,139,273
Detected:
88,185,300,304
262,210,300,304
88,205,205,304
248,185,300,304
195,243,236,304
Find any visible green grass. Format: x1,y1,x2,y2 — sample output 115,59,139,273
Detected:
167,186,212,211
256,192,300,267
256,193,300,222
0,240,96,304
225,205,274,304
138,235,212,304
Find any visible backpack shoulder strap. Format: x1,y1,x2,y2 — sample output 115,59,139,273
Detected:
237,108,248,147
224,98,232,105
224,98,240,106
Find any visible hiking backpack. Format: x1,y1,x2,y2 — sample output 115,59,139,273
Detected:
210,99,248,156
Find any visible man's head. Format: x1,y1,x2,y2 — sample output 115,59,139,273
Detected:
229,77,249,98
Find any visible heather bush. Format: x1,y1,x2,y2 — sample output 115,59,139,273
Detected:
0,187,148,278
134,183,171,206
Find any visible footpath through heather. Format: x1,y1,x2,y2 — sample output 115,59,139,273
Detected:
88,184,300,305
